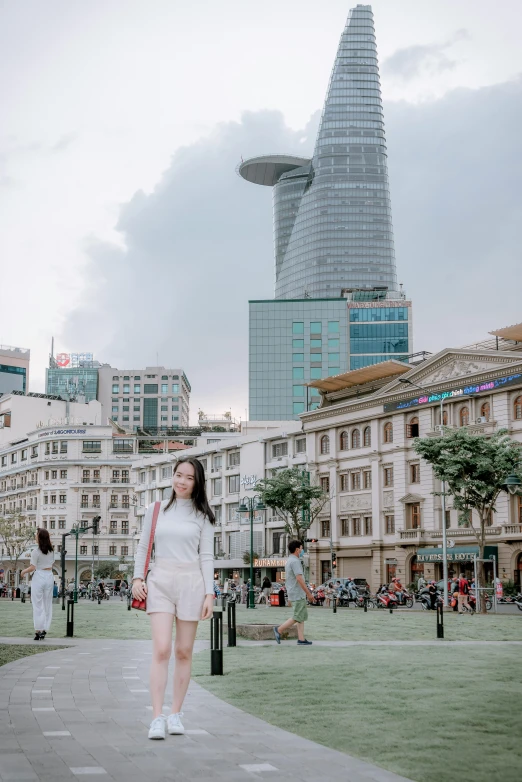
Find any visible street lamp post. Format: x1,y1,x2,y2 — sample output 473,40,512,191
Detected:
238,495,266,609
399,377,450,607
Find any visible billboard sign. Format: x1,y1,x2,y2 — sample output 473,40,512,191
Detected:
55,353,94,368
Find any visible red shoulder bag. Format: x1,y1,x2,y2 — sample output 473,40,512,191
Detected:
131,501,161,611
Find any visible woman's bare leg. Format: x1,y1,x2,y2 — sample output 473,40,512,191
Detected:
171,619,198,714
149,612,174,718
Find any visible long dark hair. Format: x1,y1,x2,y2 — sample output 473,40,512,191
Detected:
164,457,215,524
37,527,54,555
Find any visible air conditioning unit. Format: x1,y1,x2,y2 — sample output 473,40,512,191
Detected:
435,425,444,433
476,417,487,424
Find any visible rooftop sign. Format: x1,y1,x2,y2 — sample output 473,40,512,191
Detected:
383,372,522,413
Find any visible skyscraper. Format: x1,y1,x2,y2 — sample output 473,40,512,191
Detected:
240,4,398,299
241,5,412,419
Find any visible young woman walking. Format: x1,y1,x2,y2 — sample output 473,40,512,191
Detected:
132,457,215,740
21,528,55,641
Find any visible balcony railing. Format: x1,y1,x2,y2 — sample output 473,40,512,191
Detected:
398,529,427,542
112,478,130,484
109,503,130,509
80,503,101,509
429,527,501,539
503,524,522,538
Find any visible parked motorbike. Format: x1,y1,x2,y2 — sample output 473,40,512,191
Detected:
467,593,492,612
376,590,399,609
515,593,522,611
418,587,442,610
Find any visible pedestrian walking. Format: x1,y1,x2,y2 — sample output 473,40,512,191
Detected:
458,573,471,614
20,528,55,640
131,457,215,741
241,581,248,604
261,576,272,606
417,576,426,591
273,540,315,646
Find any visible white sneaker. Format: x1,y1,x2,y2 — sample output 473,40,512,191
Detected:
167,711,185,735
148,716,166,740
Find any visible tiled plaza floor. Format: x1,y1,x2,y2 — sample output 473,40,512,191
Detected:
0,636,413,782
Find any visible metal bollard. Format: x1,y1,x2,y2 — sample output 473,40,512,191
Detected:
210,609,223,675
436,602,444,639
332,597,337,614
66,599,74,637
221,594,227,611
227,598,237,647
363,596,367,613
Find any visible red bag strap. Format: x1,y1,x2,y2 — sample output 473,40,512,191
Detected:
143,501,161,575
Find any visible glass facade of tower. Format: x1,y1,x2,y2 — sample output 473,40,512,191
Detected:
46,368,99,402
249,299,348,420
348,299,411,369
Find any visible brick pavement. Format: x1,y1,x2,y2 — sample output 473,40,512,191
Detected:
0,636,414,782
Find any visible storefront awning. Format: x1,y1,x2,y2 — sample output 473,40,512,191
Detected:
416,546,498,563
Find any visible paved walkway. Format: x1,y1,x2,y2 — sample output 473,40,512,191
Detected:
0,637,413,782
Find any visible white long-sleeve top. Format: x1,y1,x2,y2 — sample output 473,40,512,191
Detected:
133,498,215,595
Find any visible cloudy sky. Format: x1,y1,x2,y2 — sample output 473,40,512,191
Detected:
2,0,521,423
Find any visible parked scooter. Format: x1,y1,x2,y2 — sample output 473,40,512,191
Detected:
376,590,399,609
515,593,522,611
418,587,442,610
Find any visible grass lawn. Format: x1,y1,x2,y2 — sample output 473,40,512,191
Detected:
192,643,522,782
0,599,521,641
0,643,65,667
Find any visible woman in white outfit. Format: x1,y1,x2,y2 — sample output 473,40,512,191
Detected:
21,528,55,641
132,457,215,740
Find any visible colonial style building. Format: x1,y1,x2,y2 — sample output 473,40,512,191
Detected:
301,344,522,590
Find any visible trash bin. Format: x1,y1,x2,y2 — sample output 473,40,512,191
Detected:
15,587,21,599
270,593,280,607
278,588,286,607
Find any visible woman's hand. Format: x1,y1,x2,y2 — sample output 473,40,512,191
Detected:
201,594,215,621
20,569,28,578
132,579,147,601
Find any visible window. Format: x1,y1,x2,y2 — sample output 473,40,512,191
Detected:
272,442,288,458
410,464,421,483
459,407,469,427
213,478,222,496
309,322,321,335
328,321,339,333
213,455,222,469
81,495,88,508
59,519,65,529
445,510,451,529
385,515,395,534
295,438,306,454
59,494,66,504
340,431,349,450
214,505,222,524
329,353,340,365
122,496,130,509
340,474,348,492
80,545,87,556
50,519,56,529
364,516,372,536
31,446,38,457
45,471,50,480
383,467,393,487
292,339,304,349
328,367,340,377
45,443,50,455
21,449,27,461
321,519,330,537
410,503,421,529
228,475,240,493
341,518,350,536
228,451,240,467
93,495,100,508
310,354,322,363
123,384,130,394
363,471,372,489
92,546,99,555
406,417,419,438
109,545,117,555
227,502,239,521
292,367,304,380
11,453,17,463
113,439,133,453
50,494,57,504
110,519,117,533
351,429,361,449
310,368,322,379
328,338,340,349
320,435,330,455
60,441,67,453
293,385,304,397
112,406,119,414
112,384,119,393
292,322,304,334
438,409,449,426
272,531,283,554
320,476,330,493
352,517,361,535
310,339,322,348
172,384,179,393
123,406,130,412
293,354,304,362
515,396,522,420
383,422,393,443
161,384,168,394
351,472,361,491
144,384,158,394
83,441,101,453
60,470,67,479
293,402,305,414
363,426,371,447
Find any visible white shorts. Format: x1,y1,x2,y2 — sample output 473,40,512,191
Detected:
146,559,205,621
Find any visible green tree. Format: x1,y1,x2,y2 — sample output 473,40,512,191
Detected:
0,513,35,593
255,468,330,540
93,560,120,580
414,428,521,612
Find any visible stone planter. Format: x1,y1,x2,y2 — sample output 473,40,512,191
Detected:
237,623,298,640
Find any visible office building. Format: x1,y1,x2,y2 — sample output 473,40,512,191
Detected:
240,5,412,419
97,366,191,430
0,345,30,395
